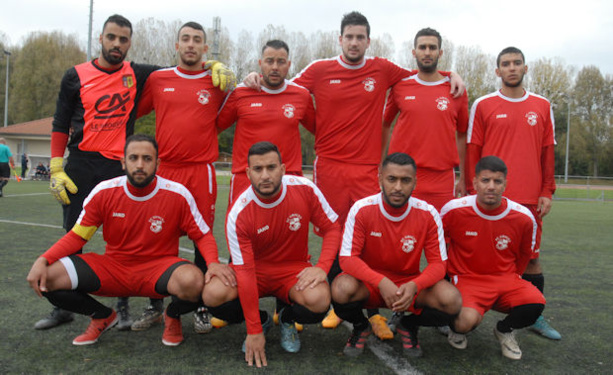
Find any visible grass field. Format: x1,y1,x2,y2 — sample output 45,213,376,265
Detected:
1,179,612,374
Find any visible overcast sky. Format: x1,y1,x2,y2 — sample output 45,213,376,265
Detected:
2,0,612,75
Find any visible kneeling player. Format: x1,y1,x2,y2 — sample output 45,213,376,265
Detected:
202,142,341,368
27,135,234,346
440,156,545,360
331,153,461,358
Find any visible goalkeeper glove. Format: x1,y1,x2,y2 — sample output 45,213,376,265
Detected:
204,60,237,91
49,157,77,205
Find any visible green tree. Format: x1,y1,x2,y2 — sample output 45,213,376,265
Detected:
454,45,496,107
572,66,612,177
10,31,85,124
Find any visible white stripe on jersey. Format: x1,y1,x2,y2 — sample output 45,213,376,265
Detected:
467,91,498,143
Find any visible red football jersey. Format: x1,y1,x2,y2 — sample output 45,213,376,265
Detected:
466,90,556,204
339,193,447,293
227,175,340,334
43,176,218,264
293,56,412,165
440,195,536,276
138,66,226,164
217,80,315,174
384,75,469,170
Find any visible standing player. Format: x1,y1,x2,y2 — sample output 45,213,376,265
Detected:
0,137,15,197
217,39,315,205
135,21,228,334
26,134,234,347
465,47,560,340
383,27,469,210
441,156,546,359
332,153,461,358
202,142,341,368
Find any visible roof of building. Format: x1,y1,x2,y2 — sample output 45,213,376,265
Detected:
0,117,52,137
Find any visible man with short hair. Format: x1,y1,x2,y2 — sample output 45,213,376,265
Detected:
332,152,461,358
383,27,469,210
0,137,15,197
26,134,233,347
465,46,560,340
135,21,229,334
441,156,546,359
202,141,341,368
217,39,315,204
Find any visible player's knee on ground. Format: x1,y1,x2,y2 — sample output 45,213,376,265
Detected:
202,277,238,306
331,274,361,304
453,307,482,333
169,264,204,302
208,298,244,324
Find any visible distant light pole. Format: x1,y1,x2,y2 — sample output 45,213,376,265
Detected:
3,49,10,128
564,96,571,183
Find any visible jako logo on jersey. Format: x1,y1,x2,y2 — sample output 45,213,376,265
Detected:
112,212,125,218
282,104,295,119
525,112,538,126
370,231,382,237
495,235,511,250
465,231,478,236
286,213,302,231
436,97,450,111
122,75,134,88
251,103,262,107
149,216,165,233
163,88,175,92
197,90,210,105
257,225,269,234
329,79,341,84
401,235,417,253
362,77,376,92
94,92,131,120
496,114,507,119
404,96,416,100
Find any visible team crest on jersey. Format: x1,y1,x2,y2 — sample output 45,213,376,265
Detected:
197,89,210,105
286,213,302,231
401,235,417,253
282,104,296,118
436,97,450,111
149,216,165,233
495,235,511,250
122,75,134,88
362,77,376,92
525,112,538,126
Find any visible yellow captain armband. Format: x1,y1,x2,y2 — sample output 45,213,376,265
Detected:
72,224,98,241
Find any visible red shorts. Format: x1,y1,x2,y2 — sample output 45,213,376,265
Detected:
65,253,190,299
229,171,302,206
314,157,379,224
412,168,456,212
341,272,423,314
158,162,217,227
450,274,545,315
524,204,543,258
250,261,314,304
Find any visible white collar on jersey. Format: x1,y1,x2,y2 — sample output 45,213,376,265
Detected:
496,89,530,103
377,193,412,222
261,80,288,94
336,55,367,70
470,196,512,221
250,179,288,208
172,66,211,80
122,176,161,202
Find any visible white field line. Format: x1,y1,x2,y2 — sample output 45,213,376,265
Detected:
341,322,423,375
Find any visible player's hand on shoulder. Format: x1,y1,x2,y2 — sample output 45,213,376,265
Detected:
243,72,262,91
26,257,49,297
245,333,267,368
205,262,236,287
204,60,237,92
378,277,400,309
295,266,327,291
449,72,466,98
392,281,418,312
